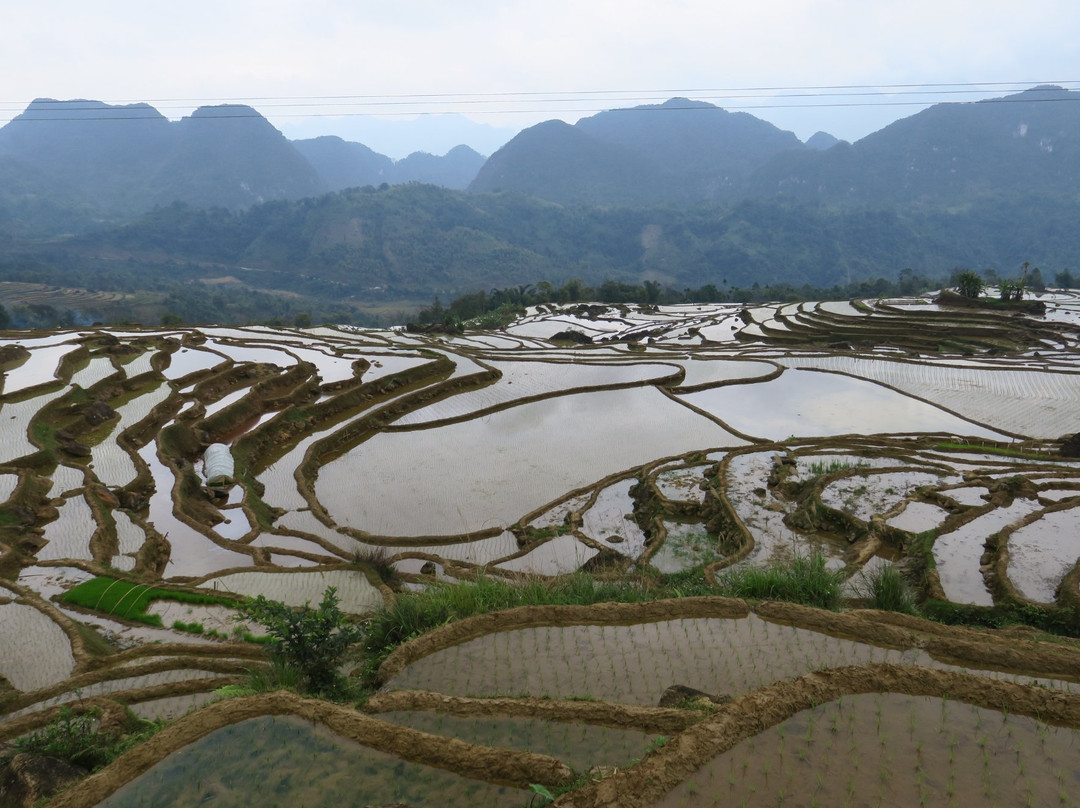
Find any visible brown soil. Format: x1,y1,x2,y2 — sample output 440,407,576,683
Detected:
364,690,701,735
45,691,574,808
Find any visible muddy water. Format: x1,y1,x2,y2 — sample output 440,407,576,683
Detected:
580,479,647,558
821,471,947,522
887,501,950,533
97,715,525,808
652,693,1080,808
0,601,75,691
138,443,254,579
317,386,744,538
388,615,929,705
681,369,1005,440
650,522,720,573
933,500,1042,606
1007,506,1080,603
377,711,659,773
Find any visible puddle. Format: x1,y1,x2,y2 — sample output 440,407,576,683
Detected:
393,359,675,426
777,355,1080,439
821,471,946,522
2,344,80,394
496,534,599,576
203,568,383,614
389,615,930,705
37,492,97,562
160,347,226,380
0,601,75,691
654,466,708,504
378,710,659,773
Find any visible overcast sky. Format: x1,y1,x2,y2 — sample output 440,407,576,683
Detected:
2,0,1078,157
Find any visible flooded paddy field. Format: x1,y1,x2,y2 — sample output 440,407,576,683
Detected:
4,294,1080,807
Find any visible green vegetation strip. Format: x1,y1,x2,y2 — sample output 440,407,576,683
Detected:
61,576,239,627
361,570,717,682
933,442,1053,460
921,599,1080,638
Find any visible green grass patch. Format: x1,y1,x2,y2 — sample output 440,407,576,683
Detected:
851,565,917,614
933,442,1052,461
61,576,239,627
713,552,845,611
921,599,1080,638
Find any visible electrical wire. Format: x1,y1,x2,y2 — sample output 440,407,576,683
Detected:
0,81,1076,125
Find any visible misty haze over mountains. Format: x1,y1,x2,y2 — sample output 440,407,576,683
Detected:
1,86,1075,227
0,86,1077,309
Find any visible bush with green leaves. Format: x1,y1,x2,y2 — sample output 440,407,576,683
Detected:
236,586,363,696
14,707,162,771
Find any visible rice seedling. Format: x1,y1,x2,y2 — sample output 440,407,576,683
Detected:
61,576,238,626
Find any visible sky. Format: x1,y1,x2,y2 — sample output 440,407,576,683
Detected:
2,0,1079,158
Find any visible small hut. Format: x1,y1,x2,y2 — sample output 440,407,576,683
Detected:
202,443,235,489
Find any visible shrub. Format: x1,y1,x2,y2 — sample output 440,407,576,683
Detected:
236,586,363,696
15,707,163,771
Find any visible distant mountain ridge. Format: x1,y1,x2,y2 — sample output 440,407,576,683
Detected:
471,87,1080,208
0,99,324,216
0,99,486,235
292,137,484,191
470,98,806,204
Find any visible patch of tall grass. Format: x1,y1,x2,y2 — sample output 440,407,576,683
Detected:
852,565,917,614
360,570,718,675
363,574,645,658
713,552,845,611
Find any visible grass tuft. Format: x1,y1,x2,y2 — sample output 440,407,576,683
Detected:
852,565,917,614
714,552,845,611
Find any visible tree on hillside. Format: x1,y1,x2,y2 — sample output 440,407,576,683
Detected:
953,270,985,299
999,278,1026,302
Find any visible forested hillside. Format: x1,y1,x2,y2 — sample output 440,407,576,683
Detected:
8,184,1074,308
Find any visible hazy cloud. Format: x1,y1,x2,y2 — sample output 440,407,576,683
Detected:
2,0,1077,152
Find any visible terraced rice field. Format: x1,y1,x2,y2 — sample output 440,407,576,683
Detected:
4,294,1080,807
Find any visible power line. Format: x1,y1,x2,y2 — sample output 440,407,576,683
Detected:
3,79,1077,106
0,82,1076,125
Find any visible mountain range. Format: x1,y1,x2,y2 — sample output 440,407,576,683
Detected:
0,87,1078,315
0,99,483,234
470,87,1080,207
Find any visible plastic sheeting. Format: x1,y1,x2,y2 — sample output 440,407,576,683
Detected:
203,443,234,485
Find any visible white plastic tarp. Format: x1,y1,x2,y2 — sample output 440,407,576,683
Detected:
203,443,234,484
